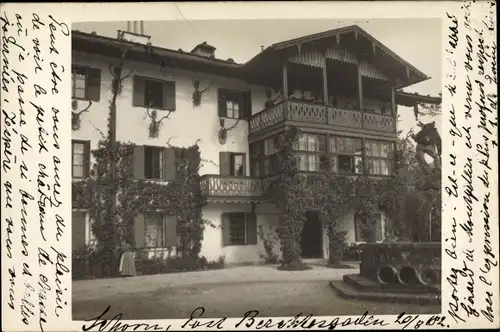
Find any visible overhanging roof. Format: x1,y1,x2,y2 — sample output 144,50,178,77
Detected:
244,25,430,89
396,91,442,107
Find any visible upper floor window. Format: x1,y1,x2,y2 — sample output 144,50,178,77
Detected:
132,145,177,182
218,89,251,120
72,66,101,101
219,152,246,176
133,75,176,111
72,140,90,179
365,141,393,176
144,146,164,180
329,137,363,174
293,133,326,172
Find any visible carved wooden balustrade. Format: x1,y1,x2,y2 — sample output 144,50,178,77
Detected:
249,101,395,135
200,175,263,198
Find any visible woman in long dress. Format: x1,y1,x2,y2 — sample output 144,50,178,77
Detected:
119,242,137,277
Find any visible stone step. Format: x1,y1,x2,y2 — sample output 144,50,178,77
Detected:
330,280,441,305
343,274,441,295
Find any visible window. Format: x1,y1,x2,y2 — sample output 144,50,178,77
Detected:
72,140,90,179
218,89,251,120
145,79,164,109
263,135,281,176
145,214,164,248
144,146,163,180
293,133,326,172
230,153,245,176
249,143,262,177
133,76,176,110
222,212,257,246
72,67,87,99
329,137,363,174
365,140,393,176
72,66,101,101
355,213,383,242
72,211,87,250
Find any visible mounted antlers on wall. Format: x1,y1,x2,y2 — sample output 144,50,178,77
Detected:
71,100,93,131
218,117,240,145
192,79,212,107
146,101,173,138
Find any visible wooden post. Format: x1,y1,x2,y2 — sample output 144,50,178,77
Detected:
322,52,328,106
391,87,397,133
357,66,363,110
283,61,288,101
358,65,364,128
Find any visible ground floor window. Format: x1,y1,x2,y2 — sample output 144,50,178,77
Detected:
72,210,95,250
222,212,257,246
143,214,177,248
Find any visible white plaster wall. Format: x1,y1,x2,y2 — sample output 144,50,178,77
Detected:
201,203,281,264
72,51,268,175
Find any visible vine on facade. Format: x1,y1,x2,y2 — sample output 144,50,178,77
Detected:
269,126,410,270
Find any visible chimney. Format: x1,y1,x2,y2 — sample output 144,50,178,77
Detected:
191,41,216,58
118,20,151,45
261,45,264,51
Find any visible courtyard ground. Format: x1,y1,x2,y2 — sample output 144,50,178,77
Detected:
72,264,440,320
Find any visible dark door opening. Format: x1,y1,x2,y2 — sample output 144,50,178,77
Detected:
301,211,323,258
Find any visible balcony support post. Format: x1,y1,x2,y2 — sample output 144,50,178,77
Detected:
391,86,397,132
322,51,328,106
282,61,289,101
358,65,364,127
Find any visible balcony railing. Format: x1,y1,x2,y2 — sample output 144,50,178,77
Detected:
249,100,395,135
200,175,263,198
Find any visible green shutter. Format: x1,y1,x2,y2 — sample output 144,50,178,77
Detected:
163,81,176,111
219,152,231,176
133,76,146,107
164,215,177,247
86,68,101,102
164,147,177,181
221,213,230,246
246,213,257,245
134,214,145,249
84,141,91,178
133,145,145,179
217,89,226,117
72,211,86,250
243,90,252,120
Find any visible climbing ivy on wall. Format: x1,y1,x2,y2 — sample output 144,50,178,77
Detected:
268,126,413,269
72,141,210,276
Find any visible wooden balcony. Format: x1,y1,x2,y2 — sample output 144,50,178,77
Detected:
249,100,396,140
199,175,272,204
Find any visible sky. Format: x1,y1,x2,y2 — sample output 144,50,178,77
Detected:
73,18,442,136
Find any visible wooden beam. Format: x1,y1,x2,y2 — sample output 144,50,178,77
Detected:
358,65,364,110
283,61,288,100
391,87,396,116
322,52,328,105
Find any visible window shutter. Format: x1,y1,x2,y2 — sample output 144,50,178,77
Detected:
219,152,231,176
246,213,257,245
164,147,177,181
164,215,178,247
217,89,226,117
84,141,91,178
72,211,86,250
86,68,101,102
133,145,145,179
163,81,176,111
221,213,231,246
133,76,146,107
134,214,145,249
242,90,252,120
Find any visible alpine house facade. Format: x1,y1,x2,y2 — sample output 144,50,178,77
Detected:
71,23,438,264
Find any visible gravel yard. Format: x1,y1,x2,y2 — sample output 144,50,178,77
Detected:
72,265,440,320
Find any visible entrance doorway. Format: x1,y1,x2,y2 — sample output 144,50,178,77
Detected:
301,211,323,258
